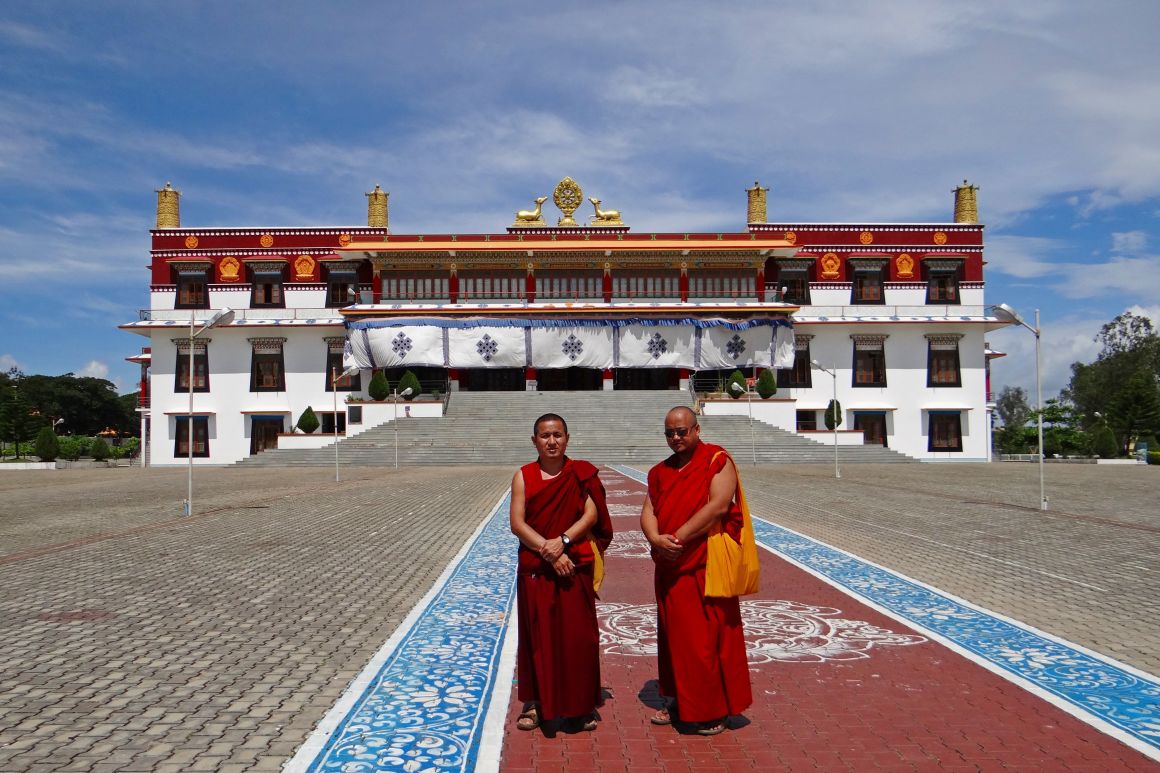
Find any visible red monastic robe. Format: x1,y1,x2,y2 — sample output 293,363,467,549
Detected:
516,458,613,720
647,441,752,723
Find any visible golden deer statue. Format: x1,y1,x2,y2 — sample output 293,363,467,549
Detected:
513,196,548,226
588,197,623,226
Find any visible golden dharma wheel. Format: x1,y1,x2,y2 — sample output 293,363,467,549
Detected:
553,177,583,225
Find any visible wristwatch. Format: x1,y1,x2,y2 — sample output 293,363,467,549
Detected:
560,533,572,548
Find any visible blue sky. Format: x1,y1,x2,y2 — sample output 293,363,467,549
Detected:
1,1,1158,399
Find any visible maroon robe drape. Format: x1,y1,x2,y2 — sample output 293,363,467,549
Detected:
647,442,752,723
515,458,613,720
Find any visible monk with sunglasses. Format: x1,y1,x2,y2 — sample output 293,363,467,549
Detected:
640,406,752,736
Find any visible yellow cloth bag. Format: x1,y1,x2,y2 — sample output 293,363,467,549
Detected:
590,539,605,593
704,451,761,598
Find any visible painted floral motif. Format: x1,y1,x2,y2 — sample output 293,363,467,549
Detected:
561,334,584,361
475,334,499,362
598,600,926,662
646,333,669,359
392,332,413,358
603,530,651,559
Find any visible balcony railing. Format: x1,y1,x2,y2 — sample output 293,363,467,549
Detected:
793,305,990,319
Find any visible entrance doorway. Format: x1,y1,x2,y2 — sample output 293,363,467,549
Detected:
250,417,284,454
460,368,525,391
614,368,679,390
537,368,603,391
853,412,888,447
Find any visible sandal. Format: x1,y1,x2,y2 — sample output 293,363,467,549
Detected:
649,707,673,726
516,705,540,731
581,714,598,732
696,720,727,736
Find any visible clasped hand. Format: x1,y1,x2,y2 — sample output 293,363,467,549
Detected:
651,533,683,562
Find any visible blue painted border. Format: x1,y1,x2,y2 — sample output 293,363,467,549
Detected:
302,494,516,772
609,465,1160,755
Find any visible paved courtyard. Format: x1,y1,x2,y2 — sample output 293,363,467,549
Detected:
0,460,1156,770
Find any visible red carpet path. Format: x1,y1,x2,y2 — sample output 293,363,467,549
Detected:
498,468,1157,771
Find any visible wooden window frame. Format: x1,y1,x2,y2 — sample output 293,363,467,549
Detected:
928,411,964,452
927,345,962,387
175,349,209,393
250,350,286,392
174,416,209,458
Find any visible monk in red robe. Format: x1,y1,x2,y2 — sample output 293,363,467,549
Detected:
640,406,752,735
509,413,613,732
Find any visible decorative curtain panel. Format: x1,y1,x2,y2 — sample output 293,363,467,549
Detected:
618,324,695,368
346,326,445,369
530,326,614,369
447,326,527,368
699,326,774,368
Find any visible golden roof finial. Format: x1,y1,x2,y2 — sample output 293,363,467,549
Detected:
953,179,979,223
155,181,181,229
366,185,389,228
746,180,769,224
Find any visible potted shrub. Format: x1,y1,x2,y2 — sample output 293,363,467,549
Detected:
368,371,391,401
34,427,60,462
397,370,421,400
824,399,843,431
755,369,777,399
727,370,746,399
90,437,110,461
297,406,321,434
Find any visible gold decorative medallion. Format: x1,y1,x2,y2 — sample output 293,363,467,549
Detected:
820,252,841,279
260,233,274,248
896,253,914,278
294,254,315,280
859,230,874,245
784,231,797,245
184,235,199,249
219,256,241,282
933,231,948,245
553,177,583,227
338,233,352,247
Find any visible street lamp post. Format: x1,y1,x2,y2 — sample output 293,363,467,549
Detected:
185,307,234,517
729,380,757,466
393,385,414,470
990,303,1046,510
332,365,361,482
811,360,840,479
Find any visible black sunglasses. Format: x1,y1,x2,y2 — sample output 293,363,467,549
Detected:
664,427,694,438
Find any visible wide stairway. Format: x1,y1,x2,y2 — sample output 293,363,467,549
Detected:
237,391,913,467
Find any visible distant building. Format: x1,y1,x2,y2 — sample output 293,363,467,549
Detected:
122,178,1000,464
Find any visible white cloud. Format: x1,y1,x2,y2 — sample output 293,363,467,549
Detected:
0,353,22,372
78,360,109,379
1112,231,1148,254
1124,304,1160,327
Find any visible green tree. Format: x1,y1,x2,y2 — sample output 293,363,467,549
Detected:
34,427,60,462
0,378,42,458
397,370,421,400
1065,312,1160,428
727,370,746,399
58,435,89,461
995,385,1032,430
1090,423,1119,459
297,406,320,434
1105,370,1160,455
824,399,843,430
89,437,110,461
367,371,391,401
755,369,777,399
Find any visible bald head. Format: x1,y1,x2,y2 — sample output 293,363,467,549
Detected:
665,406,698,426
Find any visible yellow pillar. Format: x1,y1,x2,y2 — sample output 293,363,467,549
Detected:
746,181,768,224
953,180,979,223
367,185,389,228
155,182,180,229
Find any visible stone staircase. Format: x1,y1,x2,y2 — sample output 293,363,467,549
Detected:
237,391,914,467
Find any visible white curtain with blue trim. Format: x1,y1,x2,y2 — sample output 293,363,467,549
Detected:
447,326,526,368
530,326,614,369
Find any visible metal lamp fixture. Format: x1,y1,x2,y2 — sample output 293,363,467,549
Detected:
185,307,234,516
989,303,1046,510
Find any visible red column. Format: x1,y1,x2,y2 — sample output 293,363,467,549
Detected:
603,265,613,304
372,272,382,304
756,265,765,301
680,265,689,303
449,266,458,304
527,265,535,303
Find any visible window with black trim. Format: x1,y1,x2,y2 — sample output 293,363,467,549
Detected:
249,338,286,392
175,270,210,309
175,345,209,393
174,416,209,458
850,262,886,304
325,350,361,391
249,265,285,308
928,411,963,452
778,337,813,388
325,263,361,308
348,405,363,425
926,261,963,304
320,412,347,435
776,266,811,305
460,269,525,301
796,410,818,431
927,336,962,387
852,337,888,387
853,412,888,446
